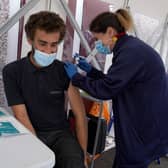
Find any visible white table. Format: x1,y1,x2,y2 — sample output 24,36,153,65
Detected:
0,108,55,168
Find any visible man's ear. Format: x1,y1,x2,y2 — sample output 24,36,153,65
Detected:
27,38,33,45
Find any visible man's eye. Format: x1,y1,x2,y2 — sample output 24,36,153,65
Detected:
51,44,57,47
40,43,46,46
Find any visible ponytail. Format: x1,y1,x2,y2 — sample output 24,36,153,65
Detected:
89,8,133,33
115,9,133,31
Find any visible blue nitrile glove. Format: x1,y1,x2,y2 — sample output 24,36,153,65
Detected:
77,57,92,73
64,61,77,79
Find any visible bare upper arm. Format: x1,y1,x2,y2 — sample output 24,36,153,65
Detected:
11,104,28,118
67,83,85,117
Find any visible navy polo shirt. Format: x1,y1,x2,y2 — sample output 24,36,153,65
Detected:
72,35,168,167
3,54,70,131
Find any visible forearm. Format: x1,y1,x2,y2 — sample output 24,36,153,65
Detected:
75,116,88,156
11,105,36,135
15,114,36,135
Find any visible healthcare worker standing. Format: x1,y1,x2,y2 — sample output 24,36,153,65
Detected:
64,9,168,168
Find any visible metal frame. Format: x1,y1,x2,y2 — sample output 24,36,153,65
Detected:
0,0,39,36
159,14,168,58
162,14,168,71
90,102,104,168
60,0,91,55
17,0,26,60
123,0,130,8
46,0,52,10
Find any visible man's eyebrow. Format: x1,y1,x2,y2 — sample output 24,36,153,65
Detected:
51,41,59,44
38,40,47,43
38,40,58,44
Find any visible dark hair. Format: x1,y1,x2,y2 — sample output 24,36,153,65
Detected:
89,9,133,33
25,11,66,43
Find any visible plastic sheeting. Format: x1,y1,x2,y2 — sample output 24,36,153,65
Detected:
0,0,9,107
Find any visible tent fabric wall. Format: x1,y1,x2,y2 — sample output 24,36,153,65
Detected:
0,0,9,107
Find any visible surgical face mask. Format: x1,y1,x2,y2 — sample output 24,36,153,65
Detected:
33,49,56,67
95,40,111,55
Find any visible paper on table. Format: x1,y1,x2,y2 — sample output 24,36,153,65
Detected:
0,111,5,116
0,121,20,136
0,117,29,137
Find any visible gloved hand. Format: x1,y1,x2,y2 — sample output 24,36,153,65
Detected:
77,57,92,73
64,61,77,79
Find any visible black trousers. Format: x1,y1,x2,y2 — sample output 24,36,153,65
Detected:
37,129,85,168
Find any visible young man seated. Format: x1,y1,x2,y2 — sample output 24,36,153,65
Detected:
3,11,87,168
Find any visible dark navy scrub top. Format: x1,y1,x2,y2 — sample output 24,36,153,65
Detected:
72,34,168,168
3,55,70,132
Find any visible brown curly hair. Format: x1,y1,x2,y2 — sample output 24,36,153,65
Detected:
25,11,66,43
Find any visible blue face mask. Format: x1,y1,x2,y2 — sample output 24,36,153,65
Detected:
33,49,56,67
95,40,111,55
